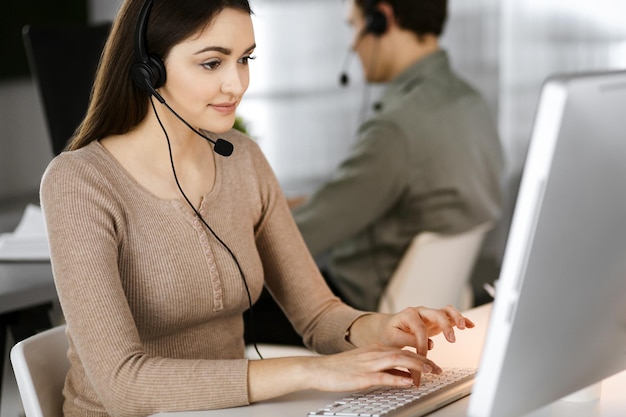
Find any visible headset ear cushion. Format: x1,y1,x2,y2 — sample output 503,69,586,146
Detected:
366,10,387,36
130,56,166,93
148,55,166,89
130,62,153,94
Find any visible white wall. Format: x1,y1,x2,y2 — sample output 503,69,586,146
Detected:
496,0,626,259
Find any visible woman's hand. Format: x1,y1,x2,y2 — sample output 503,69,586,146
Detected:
248,306,474,402
307,344,441,392
346,305,475,385
379,305,475,355
248,344,442,402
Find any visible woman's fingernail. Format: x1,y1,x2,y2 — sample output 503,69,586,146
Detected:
448,331,456,342
423,364,433,373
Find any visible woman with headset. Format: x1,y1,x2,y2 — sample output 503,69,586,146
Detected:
39,0,474,415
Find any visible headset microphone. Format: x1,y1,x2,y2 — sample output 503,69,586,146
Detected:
156,89,234,157
211,136,235,157
338,48,354,87
339,23,375,87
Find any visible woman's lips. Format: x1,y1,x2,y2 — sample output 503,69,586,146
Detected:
211,102,238,114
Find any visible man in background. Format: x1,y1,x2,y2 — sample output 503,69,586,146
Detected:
246,0,503,345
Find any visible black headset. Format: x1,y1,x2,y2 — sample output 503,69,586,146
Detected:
364,0,387,36
130,0,167,97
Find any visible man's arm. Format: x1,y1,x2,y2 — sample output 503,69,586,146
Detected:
293,120,409,257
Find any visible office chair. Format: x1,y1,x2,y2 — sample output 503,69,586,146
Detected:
377,222,493,314
10,324,69,417
9,322,314,417
22,23,111,156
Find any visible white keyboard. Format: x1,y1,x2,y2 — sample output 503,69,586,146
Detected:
308,368,476,417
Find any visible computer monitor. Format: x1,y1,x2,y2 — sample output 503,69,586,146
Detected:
22,23,111,155
468,70,626,417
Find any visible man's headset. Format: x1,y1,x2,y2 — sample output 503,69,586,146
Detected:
364,0,388,37
339,0,388,86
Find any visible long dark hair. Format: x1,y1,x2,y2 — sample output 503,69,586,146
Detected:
69,0,252,151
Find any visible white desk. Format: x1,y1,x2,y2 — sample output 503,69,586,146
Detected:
151,303,626,417
0,262,56,315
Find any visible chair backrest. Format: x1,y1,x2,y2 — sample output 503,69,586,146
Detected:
22,23,111,155
377,222,493,313
10,325,69,417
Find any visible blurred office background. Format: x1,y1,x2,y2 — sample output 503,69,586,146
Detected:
3,0,626,285
2,0,626,414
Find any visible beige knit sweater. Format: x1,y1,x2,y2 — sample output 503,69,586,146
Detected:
40,131,364,417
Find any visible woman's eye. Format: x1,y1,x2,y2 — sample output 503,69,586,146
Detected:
202,59,221,70
239,55,256,65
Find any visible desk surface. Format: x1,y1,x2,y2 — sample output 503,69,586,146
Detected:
0,261,55,314
151,304,626,417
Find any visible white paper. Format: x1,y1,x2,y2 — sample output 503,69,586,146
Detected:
0,204,50,261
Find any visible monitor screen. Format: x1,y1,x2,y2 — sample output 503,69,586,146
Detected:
468,70,626,417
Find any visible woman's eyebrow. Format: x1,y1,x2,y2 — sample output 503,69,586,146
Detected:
194,43,256,56
194,46,231,55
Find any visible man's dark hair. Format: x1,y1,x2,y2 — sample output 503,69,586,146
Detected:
357,0,448,38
